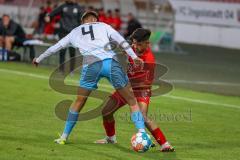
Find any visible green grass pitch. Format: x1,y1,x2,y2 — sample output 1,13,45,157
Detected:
0,62,240,160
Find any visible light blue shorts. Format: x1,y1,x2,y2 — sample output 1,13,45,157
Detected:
80,59,129,90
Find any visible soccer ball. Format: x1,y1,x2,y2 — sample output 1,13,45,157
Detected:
131,132,152,153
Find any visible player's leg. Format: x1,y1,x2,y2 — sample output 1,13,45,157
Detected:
138,101,175,152
55,87,92,144
56,61,102,144
28,45,35,61
116,84,146,132
58,32,67,73
109,59,146,132
95,96,121,144
71,87,92,112
0,36,3,47
4,36,15,50
59,49,66,73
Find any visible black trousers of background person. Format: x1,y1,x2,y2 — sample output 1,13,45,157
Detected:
58,30,75,73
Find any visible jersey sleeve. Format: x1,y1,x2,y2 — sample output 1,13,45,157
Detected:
36,33,72,63
105,24,137,59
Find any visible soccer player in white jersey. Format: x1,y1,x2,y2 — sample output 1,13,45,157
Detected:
32,11,149,145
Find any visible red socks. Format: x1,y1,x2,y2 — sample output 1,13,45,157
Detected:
103,120,115,137
103,120,167,146
151,128,167,145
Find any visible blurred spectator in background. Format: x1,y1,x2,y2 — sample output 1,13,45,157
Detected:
43,0,55,35
0,14,35,60
105,10,114,27
87,6,95,11
34,2,60,37
52,3,61,37
97,8,122,31
44,0,52,13
124,13,142,38
34,6,46,35
112,9,122,31
45,0,84,73
98,8,106,23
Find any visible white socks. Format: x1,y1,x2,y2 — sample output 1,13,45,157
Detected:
61,133,68,140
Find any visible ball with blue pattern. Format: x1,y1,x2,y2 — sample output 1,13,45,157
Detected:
141,132,152,152
131,132,152,153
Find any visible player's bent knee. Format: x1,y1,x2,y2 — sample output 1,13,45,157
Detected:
103,113,114,121
101,105,116,118
102,107,110,117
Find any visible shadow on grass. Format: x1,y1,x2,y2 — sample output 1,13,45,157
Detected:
66,143,124,160
67,139,179,160
110,143,179,160
0,134,180,160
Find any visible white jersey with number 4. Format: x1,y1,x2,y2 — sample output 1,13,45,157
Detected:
36,22,137,64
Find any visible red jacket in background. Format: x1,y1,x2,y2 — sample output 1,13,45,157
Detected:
43,6,55,35
105,16,114,27
112,16,122,31
99,13,107,23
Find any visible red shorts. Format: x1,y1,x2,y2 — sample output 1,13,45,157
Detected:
111,90,151,108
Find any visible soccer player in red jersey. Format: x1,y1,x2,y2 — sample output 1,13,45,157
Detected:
112,9,122,31
105,10,114,27
98,8,107,23
95,28,175,152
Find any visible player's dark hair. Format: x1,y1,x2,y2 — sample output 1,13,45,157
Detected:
107,10,112,15
98,8,104,12
2,14,10,18
88,6,94,11
130,28,151,42
46,0,51,5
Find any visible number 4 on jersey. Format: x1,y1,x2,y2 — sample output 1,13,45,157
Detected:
82,25,95,40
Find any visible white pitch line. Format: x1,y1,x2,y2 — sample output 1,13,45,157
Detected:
2,68,239,87
0,68,240,110
162,95,240,110
0,68,113,88
0,68,49,80
168,79,240,87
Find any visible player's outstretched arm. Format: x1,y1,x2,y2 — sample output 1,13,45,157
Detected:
32,35,71,66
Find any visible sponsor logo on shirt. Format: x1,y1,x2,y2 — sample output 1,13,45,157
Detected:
63,7,68,12
73,8,78,14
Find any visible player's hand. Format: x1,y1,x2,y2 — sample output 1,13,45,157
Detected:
45,16,50,23
133,57,144,69
32,58,39,67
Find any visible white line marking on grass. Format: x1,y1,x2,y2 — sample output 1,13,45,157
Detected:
0,68,113,88
163,95,240,109
0,68,49,80
1,68,239,110
168,79,240,87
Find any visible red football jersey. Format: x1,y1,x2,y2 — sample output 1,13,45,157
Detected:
127,47,156,92
110,47,155,105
